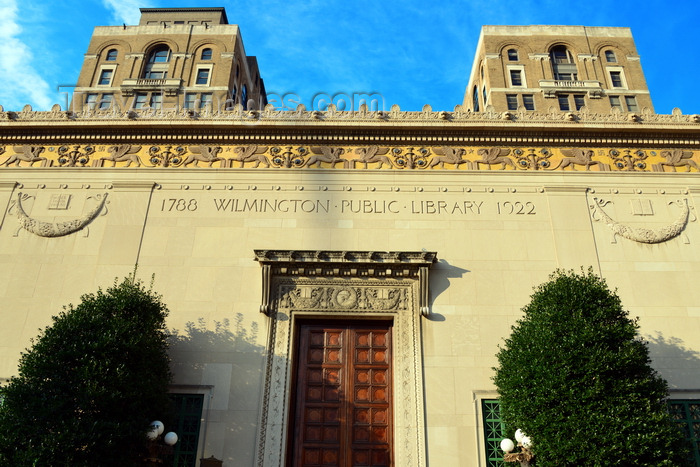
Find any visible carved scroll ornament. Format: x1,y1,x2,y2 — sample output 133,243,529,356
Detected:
15,192,108,237
590,198,691,244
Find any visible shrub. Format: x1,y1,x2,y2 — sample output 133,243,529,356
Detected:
494,269,688,466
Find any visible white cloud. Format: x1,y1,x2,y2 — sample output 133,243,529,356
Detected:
102,0,150,25
0,0,53,110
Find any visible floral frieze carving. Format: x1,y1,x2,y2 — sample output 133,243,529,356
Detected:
278,285,408,311
14,192,108,237
2,144,699,173
590,198,692,244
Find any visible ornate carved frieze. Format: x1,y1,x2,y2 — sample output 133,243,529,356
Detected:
3,143,700,173
254,250,437,317
277,285,408,312
1,146,47,167
57,145,95,167
102,144,143,167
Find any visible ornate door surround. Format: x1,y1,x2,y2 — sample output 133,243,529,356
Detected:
253,250,436,467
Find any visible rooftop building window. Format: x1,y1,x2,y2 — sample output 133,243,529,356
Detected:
99,94,113,110
143,45,171,80
184,93,195,109
609,95,622,110
507,48,518,61
97,69,113,85
550,45,578,81
506,94,518,110
510,69,522,86
86,93,97,110
201,92,213,109
195,68,211,85
148,45,170,63
610,71,623,87
472,85,479,112
106,49,118,61
507,66,526,87
201,48,213,60
150,93,162,109
605,50,617,62
133,93,148,109
558,94,570,111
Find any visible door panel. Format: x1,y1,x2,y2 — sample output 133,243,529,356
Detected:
291,322,393,467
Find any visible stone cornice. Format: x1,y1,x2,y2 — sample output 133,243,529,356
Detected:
1,105,699,154
254,250,437,266
1,104,698,128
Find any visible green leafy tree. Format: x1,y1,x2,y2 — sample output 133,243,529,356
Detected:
494,269,688,466
0,276,172,466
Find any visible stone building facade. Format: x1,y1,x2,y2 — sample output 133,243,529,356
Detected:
465,25,654,115
1,13,699,467
73,8,266,114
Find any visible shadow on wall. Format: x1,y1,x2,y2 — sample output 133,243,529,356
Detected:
645,332,700,390
428,259,470,322
169,314,262,359
169,314,267,464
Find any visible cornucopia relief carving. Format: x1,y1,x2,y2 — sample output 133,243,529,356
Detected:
14,192,108,237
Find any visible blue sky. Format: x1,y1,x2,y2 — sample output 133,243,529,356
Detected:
2,0,698,114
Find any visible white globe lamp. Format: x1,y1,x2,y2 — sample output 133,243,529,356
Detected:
500,438,515,453
164,431,179,446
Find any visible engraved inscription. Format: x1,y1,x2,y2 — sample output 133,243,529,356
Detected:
158,196,541,216
161,198,199,212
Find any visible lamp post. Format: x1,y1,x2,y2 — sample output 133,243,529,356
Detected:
500,428,534,467
144,420,178,465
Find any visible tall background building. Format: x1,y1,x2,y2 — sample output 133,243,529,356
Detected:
465,26,653,114
1,10,699,467
73,7,266,113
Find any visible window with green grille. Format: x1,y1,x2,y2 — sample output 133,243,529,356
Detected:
669,400,700,466
482,399,507,467
171,393,205,467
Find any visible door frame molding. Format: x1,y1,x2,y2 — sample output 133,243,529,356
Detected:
253,250,436,467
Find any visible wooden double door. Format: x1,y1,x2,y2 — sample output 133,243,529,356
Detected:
289,321,393,467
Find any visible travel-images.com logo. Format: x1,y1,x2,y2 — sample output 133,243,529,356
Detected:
56,85,386,116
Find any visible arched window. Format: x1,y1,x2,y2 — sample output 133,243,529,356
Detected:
143,45,171,79
604,50,616,63
472,85,479,112
242,84,248,110
148,45,170,63
201,48,212,60
550,45,578,81
507,48,518,61
106,49,118,61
